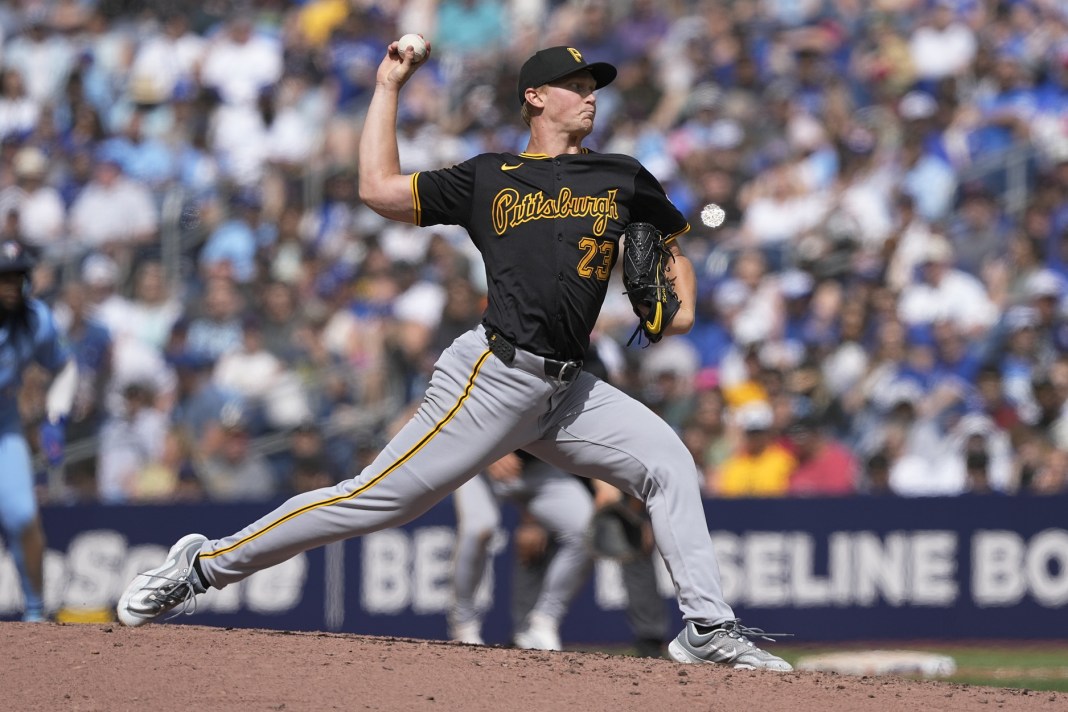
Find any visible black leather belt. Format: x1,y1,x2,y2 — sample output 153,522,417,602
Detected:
485,328,583,384
543,358,583,383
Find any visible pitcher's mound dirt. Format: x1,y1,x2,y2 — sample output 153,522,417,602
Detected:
3,623,1063,712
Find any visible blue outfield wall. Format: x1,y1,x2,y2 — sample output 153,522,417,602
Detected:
1,495,1065,643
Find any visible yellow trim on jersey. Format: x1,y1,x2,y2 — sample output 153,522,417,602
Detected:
200,350,494,561
411,172,422,225
663,223,691,245
515,150,590,158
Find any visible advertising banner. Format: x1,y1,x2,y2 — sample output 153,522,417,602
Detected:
1,496,1065,643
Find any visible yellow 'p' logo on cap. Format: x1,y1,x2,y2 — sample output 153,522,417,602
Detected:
567,48,583,63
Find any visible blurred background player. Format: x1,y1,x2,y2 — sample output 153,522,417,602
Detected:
0,240,77,621
587,479,670,658
449,450,593,650
513,479,672,658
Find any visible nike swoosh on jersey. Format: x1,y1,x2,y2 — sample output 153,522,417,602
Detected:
501,163,524,171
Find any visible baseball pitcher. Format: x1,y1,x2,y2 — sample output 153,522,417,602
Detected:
118,41,792,671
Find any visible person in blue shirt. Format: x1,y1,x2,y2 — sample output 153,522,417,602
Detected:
0,240,77,622
198,189,276,284
682,279,744,370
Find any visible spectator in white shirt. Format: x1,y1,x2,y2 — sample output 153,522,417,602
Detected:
68,150,158,256
81,251,177,417
908,2,977,82
936,415,1014,495
0,68,39,140
876,383,955,497
128,10,206,104
209,98,270,186
739,158,831,250
0,146,65,253
264,74,325,168
886,193,937,293
898,237,998,337
96,259,184,353
210,74,325,187
2,12,74,105
97,381,169,503
200,12,283,106
213,316,311,431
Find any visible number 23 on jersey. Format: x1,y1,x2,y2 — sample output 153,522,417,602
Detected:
576,237,615,281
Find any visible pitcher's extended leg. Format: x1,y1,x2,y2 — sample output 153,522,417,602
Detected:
118,329,556,626
198,336,547,588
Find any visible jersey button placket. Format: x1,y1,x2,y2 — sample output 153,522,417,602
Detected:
551,161,567,347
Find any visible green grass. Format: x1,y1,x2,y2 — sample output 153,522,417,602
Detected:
775,644,1068,693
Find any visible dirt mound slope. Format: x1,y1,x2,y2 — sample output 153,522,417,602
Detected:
3,623,1063,712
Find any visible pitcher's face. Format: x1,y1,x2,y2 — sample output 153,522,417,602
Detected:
544,70,598,136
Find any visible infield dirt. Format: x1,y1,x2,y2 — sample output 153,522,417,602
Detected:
3,622,1064,711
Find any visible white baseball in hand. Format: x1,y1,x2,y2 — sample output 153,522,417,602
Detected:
700,203,726,228
397,33,427,61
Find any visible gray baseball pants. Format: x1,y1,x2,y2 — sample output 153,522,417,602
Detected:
196,325,735,626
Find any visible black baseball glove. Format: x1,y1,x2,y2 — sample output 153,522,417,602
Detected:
621,222,680,346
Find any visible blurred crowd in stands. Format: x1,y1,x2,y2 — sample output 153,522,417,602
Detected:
3,0,1068,504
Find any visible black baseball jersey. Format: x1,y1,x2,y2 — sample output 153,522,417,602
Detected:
413,149,689,361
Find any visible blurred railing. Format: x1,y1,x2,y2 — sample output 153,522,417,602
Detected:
956,140,1037,220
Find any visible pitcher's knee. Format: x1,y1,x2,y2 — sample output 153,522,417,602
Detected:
640,455,702,500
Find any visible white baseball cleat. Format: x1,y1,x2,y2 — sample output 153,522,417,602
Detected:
514,612,562,651
117,533,208,627
449,619,485,646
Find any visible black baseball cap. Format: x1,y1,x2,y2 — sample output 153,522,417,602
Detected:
516,46,617,106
